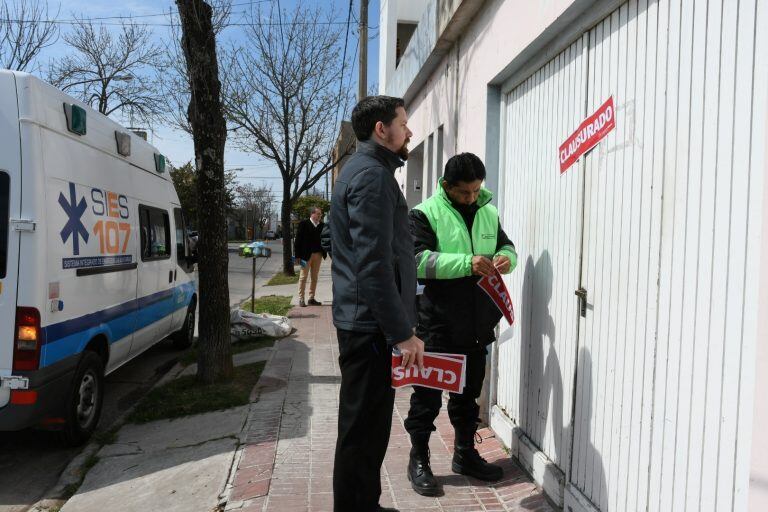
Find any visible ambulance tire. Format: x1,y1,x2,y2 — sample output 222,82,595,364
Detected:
61,351,104,446
173,299,196,350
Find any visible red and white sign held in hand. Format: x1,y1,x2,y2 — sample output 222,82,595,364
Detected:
559,96,616,174
392,352,467,393
477,267,515,325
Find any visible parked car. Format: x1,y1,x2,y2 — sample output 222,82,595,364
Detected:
265,230,276,240
0,71,198,445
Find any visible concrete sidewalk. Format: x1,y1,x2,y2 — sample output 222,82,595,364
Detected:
59,260,554,511
224,304,555,512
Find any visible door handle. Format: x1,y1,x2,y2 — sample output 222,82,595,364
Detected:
575,288,588,318
169,270,174,283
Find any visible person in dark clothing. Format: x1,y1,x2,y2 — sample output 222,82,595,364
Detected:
404,153,518,496
294,206,327,307
329,95,425,512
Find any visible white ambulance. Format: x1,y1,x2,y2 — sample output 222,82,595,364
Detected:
0,71,198,444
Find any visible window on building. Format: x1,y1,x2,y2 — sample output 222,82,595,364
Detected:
436,125,444,177
426,133,434,195
396,22,418,67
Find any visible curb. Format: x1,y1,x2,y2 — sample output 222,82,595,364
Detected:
219,346,278,511
220,327,295,510
29,358,188,511
32,271,293,511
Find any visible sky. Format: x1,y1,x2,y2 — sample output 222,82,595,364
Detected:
28,0,381,206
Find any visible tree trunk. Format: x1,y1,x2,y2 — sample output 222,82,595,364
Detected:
281,184,294,276
176,0,233,383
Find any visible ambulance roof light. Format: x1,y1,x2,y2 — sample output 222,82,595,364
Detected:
63,103,87,136
115,131,131,156
154,153,166,173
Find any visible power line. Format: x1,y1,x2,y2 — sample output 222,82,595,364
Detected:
228,163,278,168
332,0,354,130
5,0,272,23
0,16,355,28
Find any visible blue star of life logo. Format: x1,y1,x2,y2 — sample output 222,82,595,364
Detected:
59,182,89,255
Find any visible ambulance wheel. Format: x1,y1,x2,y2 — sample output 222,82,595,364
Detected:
61,351,104,446
173,300,196,350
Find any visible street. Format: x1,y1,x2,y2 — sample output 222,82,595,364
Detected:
227,240,285,307
0,240,284,512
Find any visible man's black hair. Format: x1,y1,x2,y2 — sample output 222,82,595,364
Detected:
443,153,486,186
351,95,405,141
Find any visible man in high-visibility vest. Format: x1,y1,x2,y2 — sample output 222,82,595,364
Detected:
404,152,517,496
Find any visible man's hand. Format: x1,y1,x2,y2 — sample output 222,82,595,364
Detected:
471,255,495,277
395,335,425,370
493,255,511,274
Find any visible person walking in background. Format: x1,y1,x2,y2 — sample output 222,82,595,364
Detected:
329,95,425,512
403,153,518,497
294,206,327,307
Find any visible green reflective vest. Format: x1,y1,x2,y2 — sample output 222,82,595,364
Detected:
414,181,517,280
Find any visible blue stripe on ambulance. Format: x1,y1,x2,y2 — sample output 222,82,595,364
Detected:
40,281,196,367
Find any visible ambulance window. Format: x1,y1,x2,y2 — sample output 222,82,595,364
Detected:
0,172,8,278
173,208,186,264
139,205,171,260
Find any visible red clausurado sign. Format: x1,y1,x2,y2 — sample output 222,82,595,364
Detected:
477,267,515,325
559,96,616,174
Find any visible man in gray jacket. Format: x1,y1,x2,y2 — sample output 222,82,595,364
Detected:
330,96,425,512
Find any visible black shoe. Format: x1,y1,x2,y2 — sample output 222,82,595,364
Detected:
307,298,322,306
452,447,503,481
407,449,441,496
299,299,306,307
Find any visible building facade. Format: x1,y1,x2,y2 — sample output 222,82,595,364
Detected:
380,1,768,511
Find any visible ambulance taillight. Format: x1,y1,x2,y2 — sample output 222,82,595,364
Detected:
13,307,41,371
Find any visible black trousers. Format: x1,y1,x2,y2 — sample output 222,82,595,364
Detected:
403,348,487,437
333,329,395,512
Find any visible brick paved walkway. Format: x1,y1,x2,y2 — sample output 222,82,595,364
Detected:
225,306,556,512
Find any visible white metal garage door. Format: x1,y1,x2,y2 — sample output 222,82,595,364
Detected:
496,34,588,477
496,1,767,511
569,2,666,510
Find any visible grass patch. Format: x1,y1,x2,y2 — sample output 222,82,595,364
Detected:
91,426,119,446
240,294,293,316
179,337,276,367
61,452,101,499
266,272,300,286
127,362,266,424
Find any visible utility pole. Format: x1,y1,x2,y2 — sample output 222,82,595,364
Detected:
358,0,368,101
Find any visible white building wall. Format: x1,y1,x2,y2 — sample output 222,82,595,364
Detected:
751,102,768,510
378,0,397,96
382,0,768,510
378,0,430,97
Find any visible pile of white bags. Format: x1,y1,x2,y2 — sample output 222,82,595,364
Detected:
230,308,293,341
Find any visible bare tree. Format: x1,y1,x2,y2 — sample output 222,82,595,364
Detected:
48,18,163,125
160,0,232,134
0,0,58,72
223,1,355,275
236,183,274,239
176,0,232,384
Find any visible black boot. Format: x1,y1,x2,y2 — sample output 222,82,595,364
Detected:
407,434,441,496
451,427,503,481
